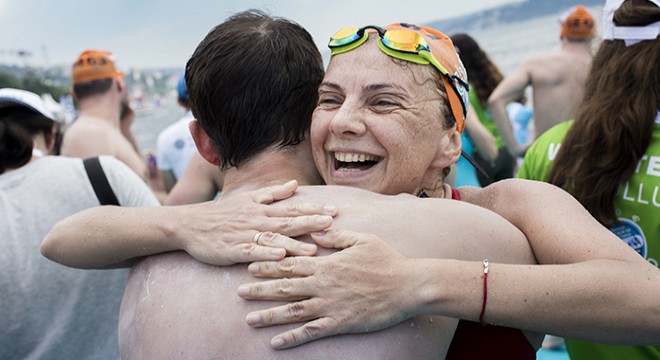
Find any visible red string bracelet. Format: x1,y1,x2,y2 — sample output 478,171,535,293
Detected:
479,259,489,326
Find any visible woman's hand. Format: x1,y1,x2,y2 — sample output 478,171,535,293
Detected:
175,180,338,265
238,229,418,349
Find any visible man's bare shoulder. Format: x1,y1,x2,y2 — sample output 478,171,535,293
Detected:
294,185,468,220
296,185,416,203
460,179,562,204
296,184,528,225
61,119,118,157
295,185,534,263
459,179,578,233
64,117,122,143
527,50,590,77
521,51,566,72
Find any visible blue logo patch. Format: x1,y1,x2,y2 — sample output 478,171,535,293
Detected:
174,139,185,150
610,218,647,258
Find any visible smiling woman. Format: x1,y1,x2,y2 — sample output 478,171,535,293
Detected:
238,14,660,359
312,25,466,196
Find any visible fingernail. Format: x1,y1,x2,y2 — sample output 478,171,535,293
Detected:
324,205,337,214
237,284,249,297
316,215,332,226
272,337,286,349
270,248,285,257
247,263,259,273
246,312,261,326
312,230,327,237
301,243,316,253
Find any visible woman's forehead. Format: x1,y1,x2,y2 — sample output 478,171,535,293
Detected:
325,40,437,94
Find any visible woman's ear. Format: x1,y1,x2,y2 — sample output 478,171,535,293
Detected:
189,120,220,166
430,128,462,169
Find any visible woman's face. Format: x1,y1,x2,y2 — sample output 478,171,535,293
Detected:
311,39,461,195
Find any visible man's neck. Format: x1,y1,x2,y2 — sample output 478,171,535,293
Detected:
220,151,323,197
561,39,592,53
77,98,120,127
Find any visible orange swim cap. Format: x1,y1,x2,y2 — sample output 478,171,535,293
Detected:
560,5,596,40
71,49,124,85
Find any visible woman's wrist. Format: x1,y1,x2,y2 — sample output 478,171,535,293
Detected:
411,258,484,321
156,205,188,252
408,258,450,317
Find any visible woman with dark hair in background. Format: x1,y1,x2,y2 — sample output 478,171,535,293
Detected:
451,33,515,186
518,0,660,358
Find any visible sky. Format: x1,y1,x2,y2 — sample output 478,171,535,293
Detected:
0,0,520,70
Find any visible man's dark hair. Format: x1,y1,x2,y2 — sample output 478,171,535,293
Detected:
72,78,114,101
186,9,324,169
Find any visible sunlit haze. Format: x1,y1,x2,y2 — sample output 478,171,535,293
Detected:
0,0,521,69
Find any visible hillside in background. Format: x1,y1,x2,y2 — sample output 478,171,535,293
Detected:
426,0,604,35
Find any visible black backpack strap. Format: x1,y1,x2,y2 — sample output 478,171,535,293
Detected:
83,157,120,206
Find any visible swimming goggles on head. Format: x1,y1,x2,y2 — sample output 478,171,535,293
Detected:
328,25,470,131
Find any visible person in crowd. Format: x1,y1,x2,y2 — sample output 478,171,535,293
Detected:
164,150,223,204
43,10,659,359
505,94,534,171
61,49,149,181
488,5,596,157
517,0,660,358
451,33,514,186
156,73,197,192
506,94,534,148
0,87,159,359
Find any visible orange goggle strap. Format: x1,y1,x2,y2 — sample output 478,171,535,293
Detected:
328,26,467,132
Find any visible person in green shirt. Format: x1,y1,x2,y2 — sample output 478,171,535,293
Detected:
518,0,660,358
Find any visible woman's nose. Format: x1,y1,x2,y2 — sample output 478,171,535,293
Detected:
328,102,367,137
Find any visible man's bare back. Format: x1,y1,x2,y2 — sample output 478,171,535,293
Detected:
489,40,592,156
119,186,537,359
524,46,592,136
61,116,148,180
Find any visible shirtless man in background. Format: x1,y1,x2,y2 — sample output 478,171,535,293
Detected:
488,5,595,157
61,49,149,181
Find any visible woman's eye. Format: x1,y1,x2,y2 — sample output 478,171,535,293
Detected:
318,95,342,106
376,100,397,106
372,98,400,107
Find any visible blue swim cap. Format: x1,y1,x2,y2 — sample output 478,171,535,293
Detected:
177,73,188,104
